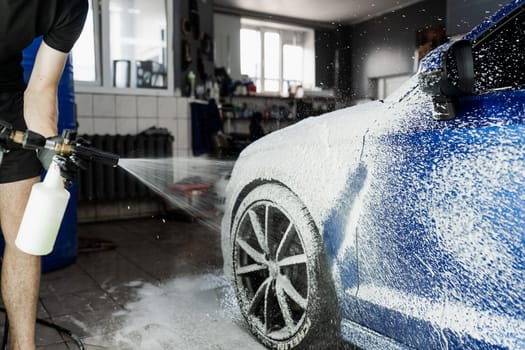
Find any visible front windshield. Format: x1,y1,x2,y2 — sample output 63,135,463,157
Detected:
384,75,419,104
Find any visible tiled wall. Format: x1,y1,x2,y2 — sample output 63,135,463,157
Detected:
75,93,192,157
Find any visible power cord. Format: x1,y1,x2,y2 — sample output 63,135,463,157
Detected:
0,307,85,350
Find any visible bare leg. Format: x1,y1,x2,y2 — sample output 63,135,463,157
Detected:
0,177,40,350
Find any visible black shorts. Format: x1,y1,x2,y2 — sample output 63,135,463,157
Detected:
0,91,43,183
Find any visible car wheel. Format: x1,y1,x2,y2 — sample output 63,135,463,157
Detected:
232,183,341,350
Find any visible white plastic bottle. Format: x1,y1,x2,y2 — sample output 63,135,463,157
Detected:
15,158,70,255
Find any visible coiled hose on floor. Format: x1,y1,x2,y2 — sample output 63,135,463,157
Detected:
0,307,85,350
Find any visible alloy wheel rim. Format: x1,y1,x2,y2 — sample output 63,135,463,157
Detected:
234,201,309,340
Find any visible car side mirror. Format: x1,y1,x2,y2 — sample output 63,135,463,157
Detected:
419,40,474,120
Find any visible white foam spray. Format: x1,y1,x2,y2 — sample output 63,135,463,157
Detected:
118,157,234,231
83,272,265,350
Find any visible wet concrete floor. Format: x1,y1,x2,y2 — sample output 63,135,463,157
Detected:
9,216,266,349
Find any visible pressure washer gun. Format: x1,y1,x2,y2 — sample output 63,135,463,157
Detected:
0,120,120,256
0,120,119,169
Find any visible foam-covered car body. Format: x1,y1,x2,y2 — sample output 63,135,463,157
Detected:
222,1,524,349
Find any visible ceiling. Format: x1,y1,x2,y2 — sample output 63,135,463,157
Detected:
213,0,425,24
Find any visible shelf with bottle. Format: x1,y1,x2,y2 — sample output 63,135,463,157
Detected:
220,103,295,121
219,90,336,136
224,92,335,119
220,105,296,136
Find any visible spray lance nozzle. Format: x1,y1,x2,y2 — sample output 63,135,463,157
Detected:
50,129,120,167
0,120,119,168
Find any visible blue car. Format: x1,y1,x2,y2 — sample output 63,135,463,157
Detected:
221,1,525,349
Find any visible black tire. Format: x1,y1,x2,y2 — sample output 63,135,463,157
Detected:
231,183,344,349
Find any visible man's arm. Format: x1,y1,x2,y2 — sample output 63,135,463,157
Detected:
24,41,68,138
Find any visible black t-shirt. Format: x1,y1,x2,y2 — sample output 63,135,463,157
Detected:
0,0,88,92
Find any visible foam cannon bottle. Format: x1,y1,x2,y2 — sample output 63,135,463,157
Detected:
0,126,120,255
15,156,70,255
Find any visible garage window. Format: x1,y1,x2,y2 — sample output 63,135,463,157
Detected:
240,28,262,90
72,0,173,94
240,18,315,94
72,0,99,83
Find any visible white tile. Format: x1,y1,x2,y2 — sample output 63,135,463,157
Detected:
77,116,94,135
93,95,116,117
116,118,138,135
138,119,158,133
158,97,177,119
169,144,177,157
93,117,116,135
157,118,177,135
116,95,137,118
76,93,93,116
176,118,191,149
175,148,191,158
176,98,190,119
137,96,158,118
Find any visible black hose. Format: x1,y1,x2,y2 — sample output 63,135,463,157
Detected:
2,313,8,350
0,307,85,350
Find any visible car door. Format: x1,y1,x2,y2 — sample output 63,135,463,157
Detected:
435,6,525,348
353,5,524,350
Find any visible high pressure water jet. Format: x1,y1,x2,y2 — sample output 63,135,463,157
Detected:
118,157,234,231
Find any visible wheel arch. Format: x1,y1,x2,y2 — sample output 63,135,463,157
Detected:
231,179,296,227
229,180,348,349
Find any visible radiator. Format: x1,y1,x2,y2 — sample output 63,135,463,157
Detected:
77,130,174,202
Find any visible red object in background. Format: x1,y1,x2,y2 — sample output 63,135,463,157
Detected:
167,181,217,217
170,182,210,199
247,82,256,94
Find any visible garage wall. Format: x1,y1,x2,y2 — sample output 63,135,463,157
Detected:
334,25,354,105
214,13,242,80
75,92,192,157
315,30,336,89
349,0,446,101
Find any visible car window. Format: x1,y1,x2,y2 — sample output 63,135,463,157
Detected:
384,75,419,104
472,6,525,94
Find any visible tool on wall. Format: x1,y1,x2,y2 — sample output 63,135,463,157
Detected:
197,47,206,80
200,32,213,61
182,39,192,71
181,17,191,36
181,15,193,71
189,0,201,40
